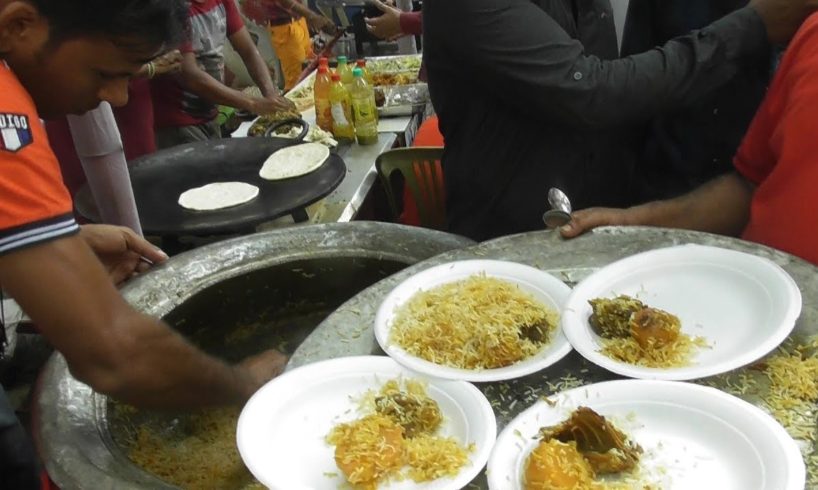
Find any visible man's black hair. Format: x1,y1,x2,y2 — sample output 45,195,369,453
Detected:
29,0,189,50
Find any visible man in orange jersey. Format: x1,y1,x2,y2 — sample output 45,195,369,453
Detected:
0,1,287,486
561,12,818,266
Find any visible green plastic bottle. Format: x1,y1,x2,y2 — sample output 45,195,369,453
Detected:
337,56,354,92
350,67,378,146
356,59,374,85
329,72,355,143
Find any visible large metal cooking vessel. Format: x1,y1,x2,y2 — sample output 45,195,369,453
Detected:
33,222,472,489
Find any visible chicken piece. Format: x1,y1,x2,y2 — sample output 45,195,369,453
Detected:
375,392,442,438
588,295,645,338
518,318,553,344
538,407,641,474
630,307,681,349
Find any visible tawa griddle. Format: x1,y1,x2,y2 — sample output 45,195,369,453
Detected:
75,136,345,236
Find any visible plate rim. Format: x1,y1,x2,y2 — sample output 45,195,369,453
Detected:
236,355,498,490
561,244,802,381
374,259,573,382
487,379,805,490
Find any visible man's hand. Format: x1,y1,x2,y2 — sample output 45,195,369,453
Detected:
365,0,404,40
750,0,818,44
79,225,168,285
307,12,338,35
559,207,635,239
237,349,289,393
250,95,296,115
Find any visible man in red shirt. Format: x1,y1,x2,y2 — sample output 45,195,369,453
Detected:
561,12,818,266
152,0,295,148
0,1,286,486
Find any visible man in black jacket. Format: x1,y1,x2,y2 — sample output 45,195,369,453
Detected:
423,0,812,241
623,0,772,202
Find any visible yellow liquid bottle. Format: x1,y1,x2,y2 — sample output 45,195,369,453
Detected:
356,59,374,86
329,73,355,143
314,63,333,132
337,56,354,93
350,67,378,146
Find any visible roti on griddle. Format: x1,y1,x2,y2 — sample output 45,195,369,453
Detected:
258,142,330,181
178,182,259,211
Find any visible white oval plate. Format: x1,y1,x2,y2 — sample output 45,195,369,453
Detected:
488,379,805,490
561,244,801,380
237,355,496,490
374,260,573,382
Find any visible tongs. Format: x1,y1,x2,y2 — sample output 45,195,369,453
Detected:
293,28,347,87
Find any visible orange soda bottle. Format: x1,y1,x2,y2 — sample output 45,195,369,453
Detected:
314,62,333,132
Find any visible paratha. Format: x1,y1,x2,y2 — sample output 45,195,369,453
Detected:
258,142,330,181
178,182,259,211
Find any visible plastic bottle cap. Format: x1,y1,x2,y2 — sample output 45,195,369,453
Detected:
337,56,347,64
331,73,341,81
356,60,366,67
318,65,328,74
352,67,363,78
319,56,329,66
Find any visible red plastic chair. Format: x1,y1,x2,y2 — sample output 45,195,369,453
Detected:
376,147,446,230
397,116,444,227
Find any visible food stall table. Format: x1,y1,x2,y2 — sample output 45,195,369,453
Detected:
233,55,428,226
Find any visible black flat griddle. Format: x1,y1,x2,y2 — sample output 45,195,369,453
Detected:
75,137,345,236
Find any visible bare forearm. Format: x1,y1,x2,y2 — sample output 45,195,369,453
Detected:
181,67,255,111
96,313,256,408
0,237,258,409
628,172,754,236
230,28,278,98
238,50,277,98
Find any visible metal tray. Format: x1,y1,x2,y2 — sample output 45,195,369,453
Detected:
291,227,818,489
377,83,429,117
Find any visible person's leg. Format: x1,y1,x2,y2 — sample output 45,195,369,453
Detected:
0,389,40,490
295,18,315,60
268,21,308,91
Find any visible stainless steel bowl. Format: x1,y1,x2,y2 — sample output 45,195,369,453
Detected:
33,222,472,489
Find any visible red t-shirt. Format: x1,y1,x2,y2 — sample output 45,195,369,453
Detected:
48,79,157,200
399,11,423,36
241,0,291,25
734,13,818,265
152,0,245,128
0,63,79,255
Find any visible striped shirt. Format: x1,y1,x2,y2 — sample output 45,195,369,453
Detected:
0,63,78,255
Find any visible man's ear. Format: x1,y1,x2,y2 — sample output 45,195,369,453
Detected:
0,2,48,55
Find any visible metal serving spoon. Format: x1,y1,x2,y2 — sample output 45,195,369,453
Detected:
542,187,573,229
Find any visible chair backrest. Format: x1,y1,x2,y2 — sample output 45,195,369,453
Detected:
376,147,446,230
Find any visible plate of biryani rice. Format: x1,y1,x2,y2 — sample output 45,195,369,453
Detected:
237,356,496,490
561,244,802,381
374,260,573,382
487,379,805,490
